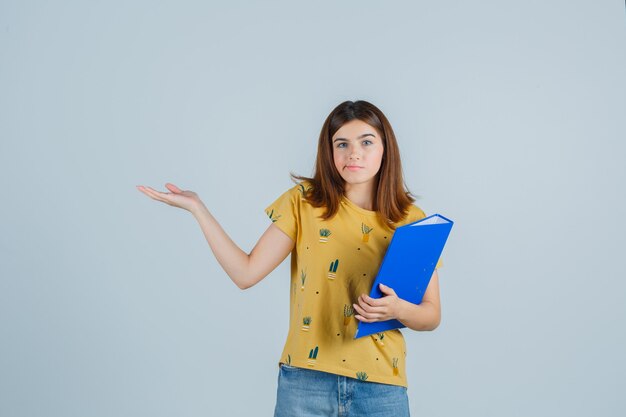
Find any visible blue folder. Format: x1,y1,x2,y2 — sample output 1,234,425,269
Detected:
354,213,454,339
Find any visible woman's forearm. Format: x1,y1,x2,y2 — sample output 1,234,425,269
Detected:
191,203,250,289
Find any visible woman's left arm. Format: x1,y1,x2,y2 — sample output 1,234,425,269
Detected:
353,269,441,331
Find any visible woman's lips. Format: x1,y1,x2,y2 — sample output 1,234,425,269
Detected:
346,166,362,171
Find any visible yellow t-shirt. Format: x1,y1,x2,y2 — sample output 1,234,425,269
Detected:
265,180,442,388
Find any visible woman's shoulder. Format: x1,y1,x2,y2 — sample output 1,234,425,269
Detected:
290,179,315,197
411,204,427,219
271,180,315,206
402,204,427,225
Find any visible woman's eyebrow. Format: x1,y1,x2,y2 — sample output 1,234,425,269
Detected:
333,133,376,142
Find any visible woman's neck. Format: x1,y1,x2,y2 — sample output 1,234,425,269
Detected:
344,181,376,211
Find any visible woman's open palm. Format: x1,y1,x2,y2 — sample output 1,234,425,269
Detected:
136,183,202,213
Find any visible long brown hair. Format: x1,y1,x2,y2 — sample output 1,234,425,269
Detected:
290,100,416,230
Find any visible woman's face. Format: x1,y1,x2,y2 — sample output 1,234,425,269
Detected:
332,119,384,188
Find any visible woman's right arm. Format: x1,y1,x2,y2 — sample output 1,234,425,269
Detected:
137,183,295,290
191,203,295,290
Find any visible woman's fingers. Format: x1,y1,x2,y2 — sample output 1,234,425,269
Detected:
139,185,172,204
138,184,200,212
353,302,386,316
358,295,388,311
354,310,380,322
165,183,182,193
137,184,200,212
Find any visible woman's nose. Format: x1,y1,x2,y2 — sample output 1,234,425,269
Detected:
349,149,361,160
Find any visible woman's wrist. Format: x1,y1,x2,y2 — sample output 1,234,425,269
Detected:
395,298,412,324
190,200,208,218
396,299,439,331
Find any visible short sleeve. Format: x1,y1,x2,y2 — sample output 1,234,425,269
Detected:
264,185,300,242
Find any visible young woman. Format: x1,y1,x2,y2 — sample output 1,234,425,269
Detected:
137,100,442,417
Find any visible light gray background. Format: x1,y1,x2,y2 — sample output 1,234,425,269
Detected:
1,1,625,416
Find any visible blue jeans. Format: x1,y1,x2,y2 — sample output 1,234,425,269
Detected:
274,363,410,417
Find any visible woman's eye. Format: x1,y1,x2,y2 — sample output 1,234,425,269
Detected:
363,140,373,145
337,143,346,148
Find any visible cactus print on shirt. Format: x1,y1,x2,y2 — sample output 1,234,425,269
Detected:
264,180,442,388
